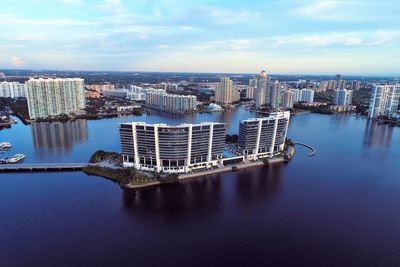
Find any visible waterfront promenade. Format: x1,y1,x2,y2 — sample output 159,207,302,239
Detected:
125,157,286,189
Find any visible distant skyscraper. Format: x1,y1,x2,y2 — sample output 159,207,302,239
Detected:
246,86,255,99
327,80,337,90
255,70,270,107
318,81,328,91
350,80,361,90
334,89,353,106
249,77,258,88
290,89,302,103
271,80,282,108
215,77,236,105
26,78,85,119
300,89,315,103
280,90,294,108
335,73,341,86
368,84,400,118
338,80,346,89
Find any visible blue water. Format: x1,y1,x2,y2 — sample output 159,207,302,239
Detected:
1,110,400,266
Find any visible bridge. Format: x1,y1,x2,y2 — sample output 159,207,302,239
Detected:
293,142,316,156
0,163,88,172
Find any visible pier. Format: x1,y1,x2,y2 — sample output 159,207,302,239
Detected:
0,163,88,172
293,142,316,156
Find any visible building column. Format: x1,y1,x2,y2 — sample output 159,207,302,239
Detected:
132,123,140,168
207,124,214,163
255,119,262,157
270,117,279,154
154,125,161,172
187,125,192,170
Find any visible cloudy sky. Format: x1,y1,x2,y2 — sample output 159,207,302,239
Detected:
0,0,399,75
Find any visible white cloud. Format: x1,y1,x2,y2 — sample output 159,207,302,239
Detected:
294,0,342,15
201,6,260,25
267,31,400,48
0,14,96,27
60,0,83,5
291,0,374,22
10,57,23,67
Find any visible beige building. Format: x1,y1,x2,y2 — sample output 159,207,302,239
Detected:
215,77,238,105
26,78,86,119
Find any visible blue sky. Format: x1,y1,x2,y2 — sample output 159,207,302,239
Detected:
0,0,399,75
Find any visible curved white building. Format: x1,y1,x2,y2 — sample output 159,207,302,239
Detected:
120,122,226,173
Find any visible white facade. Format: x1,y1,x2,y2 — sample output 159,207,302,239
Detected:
26,78,85,119
368,84,400,118
334,89,353,106
238,111,290,160
0,82,27,98
300,89,315,103
145,90,197,112
280,90,294,108
120,122,226,173
214,77,240,105
290,89,302,103
127,86,165,101
255,70,270,107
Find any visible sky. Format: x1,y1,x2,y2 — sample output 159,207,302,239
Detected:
0,0,399,75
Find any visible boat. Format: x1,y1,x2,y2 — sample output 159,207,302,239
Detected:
0,154,26,164
0,142,12,150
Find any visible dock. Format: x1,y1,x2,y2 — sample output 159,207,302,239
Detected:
0,163,88,172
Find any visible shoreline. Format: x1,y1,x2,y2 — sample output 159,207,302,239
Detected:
124,157,287,190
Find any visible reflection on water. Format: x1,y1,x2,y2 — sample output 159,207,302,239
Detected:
363,120,393,147
330,113,350,129
122,177,222,219
122,164,283,219
31,120,88,158
236,164,283,204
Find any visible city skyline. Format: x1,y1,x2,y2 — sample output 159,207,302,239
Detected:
1,0,399,75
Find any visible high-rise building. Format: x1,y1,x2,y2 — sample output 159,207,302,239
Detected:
215,77,236,105
238,111,290,160
246,86,255,99
350,80,361,90
335,73,341,86
120,122,226,173
249,77,258,88
271,80,282,108
280,90,294,108
327,80,337,90
255,70,270,107
368,84,400,118
300,89,315,103
0,81,27,98
26,78,85,119
290,89,302,103
334,89,353,106
318,82,328,92
338,80,346,89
